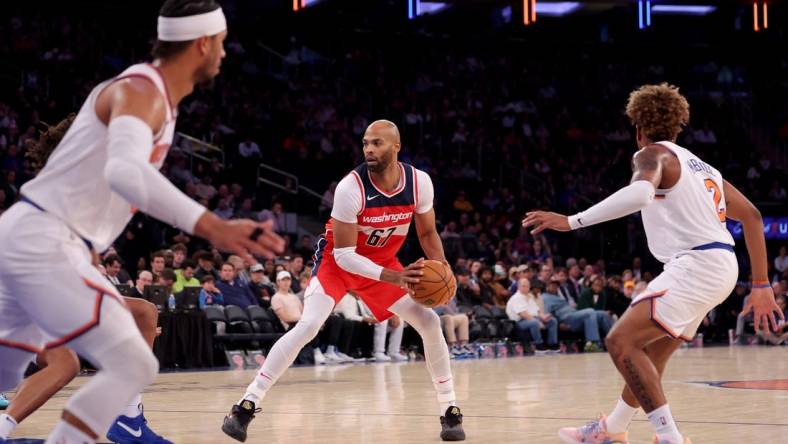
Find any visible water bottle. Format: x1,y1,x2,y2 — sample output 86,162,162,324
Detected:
168,294,176,311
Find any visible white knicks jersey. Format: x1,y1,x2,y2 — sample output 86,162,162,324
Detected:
20,63,176,252
641,141,735,263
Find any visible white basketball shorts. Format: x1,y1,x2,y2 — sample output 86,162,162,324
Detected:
0,202,138,390
631,247,738,341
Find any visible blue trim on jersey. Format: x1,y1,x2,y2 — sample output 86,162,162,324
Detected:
354,162,416,208
692,242,734,253
19,195,95,251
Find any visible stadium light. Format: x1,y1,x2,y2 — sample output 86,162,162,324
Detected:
651,5,717,15
536,2,580,17
420,2,449,16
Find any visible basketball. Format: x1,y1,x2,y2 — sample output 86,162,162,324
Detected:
408,260,456,308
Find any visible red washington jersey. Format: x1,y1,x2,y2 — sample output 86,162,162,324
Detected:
317,161,434,266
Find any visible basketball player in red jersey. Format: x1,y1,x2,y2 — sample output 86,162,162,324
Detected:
223,120,466,442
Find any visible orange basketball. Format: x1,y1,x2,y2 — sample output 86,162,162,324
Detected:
408,260,456,308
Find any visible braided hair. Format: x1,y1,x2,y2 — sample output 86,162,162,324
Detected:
24,113,76,174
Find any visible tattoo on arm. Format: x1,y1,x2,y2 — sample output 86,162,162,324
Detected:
630,145,664,187
623,357,655,411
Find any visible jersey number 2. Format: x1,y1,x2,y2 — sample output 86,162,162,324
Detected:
366,228,396,247
704,179,726,222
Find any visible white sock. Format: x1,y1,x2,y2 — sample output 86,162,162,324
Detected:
605,397,639,434
439,399,457,416
238,392,260,406
45,419,96,444
326,345,337,354
0,414,18,439
647,404,683,443
124,393,143,418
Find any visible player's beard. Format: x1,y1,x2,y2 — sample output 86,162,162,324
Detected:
367,150,394,173
194,56,221,84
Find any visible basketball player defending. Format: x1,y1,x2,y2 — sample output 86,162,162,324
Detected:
0,116,171,443
222,120,466,442
0,1,283,443
524,83,783,444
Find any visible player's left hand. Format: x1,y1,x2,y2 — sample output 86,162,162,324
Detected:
522,211,571,235
741,287,785,333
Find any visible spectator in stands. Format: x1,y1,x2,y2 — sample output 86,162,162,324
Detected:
454,267,482,307
541,280,606,352
506,278,558,352
508,264,532,294
103,254,131,286
199,275,224,309
270,271,327,364
434,293,472,358
150,250,166,280
163,249,175,269
213,196,234,220
158,268,177,289
373,314,407,361
194,250,219,281
492,265,512,305
478,267,501,309
216,262,258,308
130,270,153,299
258,201,285,233
565,264,582,299
469,260,482,284
173,260,200,294
579,264,594,287
228,255,251,286
195,175,218,202
605,276,629,318
622,281,635,303
554,267,578,308
529,239,551,264
632,257,643,280
333,293,377,360
578,276,608,311
238,136,261,159
536,264,553,286
289,255,305,293
453,190,474,213
171,243,187,270
775,246,788,277
248,263,275,308
234,197,258,221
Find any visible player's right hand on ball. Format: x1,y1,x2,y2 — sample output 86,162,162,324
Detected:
195,214,285,264
382,258,424,292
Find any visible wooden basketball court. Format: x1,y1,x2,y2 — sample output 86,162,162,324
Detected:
9,346,787,443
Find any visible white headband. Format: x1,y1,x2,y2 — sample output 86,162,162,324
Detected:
157,7,227,42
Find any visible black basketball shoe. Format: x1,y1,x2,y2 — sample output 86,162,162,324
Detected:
440,405,466,441
221,399,261,442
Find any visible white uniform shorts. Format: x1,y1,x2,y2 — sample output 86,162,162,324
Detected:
631,247,738,341
0,202,139,391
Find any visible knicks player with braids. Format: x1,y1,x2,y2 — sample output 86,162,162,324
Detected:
0,115,168,444
222,120,466,442
0,1,283,443
524,83,783,444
